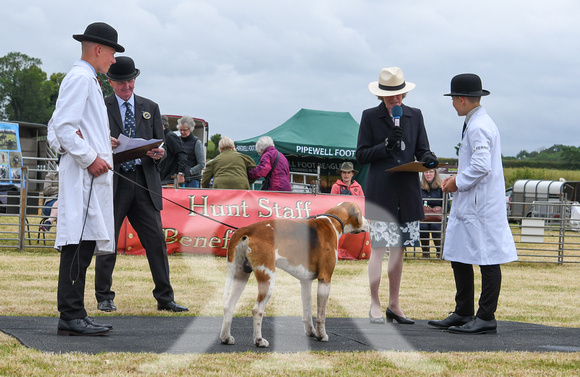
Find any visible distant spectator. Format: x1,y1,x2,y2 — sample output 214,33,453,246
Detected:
178,116,205,188
158,115,187,185
420,169,443,258
41,167,59,231
331,162,364,196
248,136,291,191
201,137,256,189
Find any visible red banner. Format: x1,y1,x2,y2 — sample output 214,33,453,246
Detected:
118,188,369,259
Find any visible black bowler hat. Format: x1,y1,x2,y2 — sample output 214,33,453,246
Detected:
106,56,140,81
444,73,490,97
73,22,125,52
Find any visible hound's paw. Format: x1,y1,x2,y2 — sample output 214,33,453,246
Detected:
306,330,316,338
255,337,269,348
316,333,329,342
220,336,235,345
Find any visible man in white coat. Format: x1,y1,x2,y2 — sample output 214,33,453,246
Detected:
48,22,124,336
428,74,518,334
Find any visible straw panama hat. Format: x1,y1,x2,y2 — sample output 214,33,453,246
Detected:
368,67,416,97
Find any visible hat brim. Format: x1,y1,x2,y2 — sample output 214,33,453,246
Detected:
444,89,490,97
106,69,140,81
368,81,415,97
337,169,358,174
73,34,125,53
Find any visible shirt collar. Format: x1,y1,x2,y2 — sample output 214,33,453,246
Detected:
115,94,134,109
465,105,482,125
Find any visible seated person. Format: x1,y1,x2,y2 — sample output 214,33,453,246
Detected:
41,169,59,231
331,162,364,196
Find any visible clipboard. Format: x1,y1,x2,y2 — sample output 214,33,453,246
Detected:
113,134,163,165
386,161,449,173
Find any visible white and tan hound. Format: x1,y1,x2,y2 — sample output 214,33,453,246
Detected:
219,201,368,348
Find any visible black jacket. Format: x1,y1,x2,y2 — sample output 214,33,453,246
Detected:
159,128,187,184
356,102,434,223
106,94,164,211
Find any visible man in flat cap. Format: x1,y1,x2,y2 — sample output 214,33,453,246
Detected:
48,22,124,336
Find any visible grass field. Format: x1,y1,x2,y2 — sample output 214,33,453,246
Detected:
0,248,579,376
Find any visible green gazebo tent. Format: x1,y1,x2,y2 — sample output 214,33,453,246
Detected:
235,108,367,192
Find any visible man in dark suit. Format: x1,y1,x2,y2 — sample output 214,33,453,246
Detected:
95,56,188,313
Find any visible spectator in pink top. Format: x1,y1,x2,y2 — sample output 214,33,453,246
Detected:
248,136,291,191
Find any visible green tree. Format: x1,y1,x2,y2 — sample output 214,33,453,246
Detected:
207,133,222,159
0,51,64,124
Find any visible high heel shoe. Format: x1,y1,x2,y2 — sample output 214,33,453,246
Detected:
369,310,385,324
386,308,415,325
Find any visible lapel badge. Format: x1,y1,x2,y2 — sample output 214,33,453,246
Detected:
142,111,151,120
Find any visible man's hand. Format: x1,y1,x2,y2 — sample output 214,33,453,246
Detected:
146,147,165,160
442,176,458,193
88,156,111,177
111,137,120,149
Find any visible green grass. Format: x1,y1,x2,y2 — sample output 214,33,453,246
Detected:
0,249,579,376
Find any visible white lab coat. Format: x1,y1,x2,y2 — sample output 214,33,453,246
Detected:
47,61,115,255
443,107,517,265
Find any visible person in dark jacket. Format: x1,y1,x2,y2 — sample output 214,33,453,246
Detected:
158,115,187,186
177,116,205,188
420,169,444,258
248,136,291,192
356,67,438,325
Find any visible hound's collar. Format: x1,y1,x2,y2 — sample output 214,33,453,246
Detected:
306,213,344,232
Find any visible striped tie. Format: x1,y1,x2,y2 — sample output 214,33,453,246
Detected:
121,102,136,172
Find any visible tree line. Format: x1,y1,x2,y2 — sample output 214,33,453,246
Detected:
0,51,112,125
2,51,578,168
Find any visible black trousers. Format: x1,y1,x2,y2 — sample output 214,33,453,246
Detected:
58,241,96,320
451,262,502,321
95,166,174,304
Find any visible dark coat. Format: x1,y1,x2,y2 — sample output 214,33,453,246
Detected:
356,102,433,223
159,127,187,184
106,94,164,211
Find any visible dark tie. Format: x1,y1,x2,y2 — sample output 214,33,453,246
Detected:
461,121,467,139
121,102,136,172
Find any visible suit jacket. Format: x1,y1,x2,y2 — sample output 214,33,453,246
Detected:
106,94,164,211
356,102,434,223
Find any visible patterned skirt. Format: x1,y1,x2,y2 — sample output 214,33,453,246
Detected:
369,220,420,248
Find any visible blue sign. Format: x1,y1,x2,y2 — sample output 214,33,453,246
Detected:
0,122,23,187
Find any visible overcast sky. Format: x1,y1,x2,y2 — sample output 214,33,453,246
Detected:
2,0,579,158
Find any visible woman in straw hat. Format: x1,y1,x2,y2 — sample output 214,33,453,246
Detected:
356,67,438,325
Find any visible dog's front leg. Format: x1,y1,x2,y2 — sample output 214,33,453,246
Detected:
315,280,331,342
300,279,315,337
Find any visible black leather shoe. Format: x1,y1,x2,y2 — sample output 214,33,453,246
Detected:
84,316,113,330
57,318,110,336
449,317,497,334
97,299,117,312
428,312,474,329
386,307,415,324
157,301,189,312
